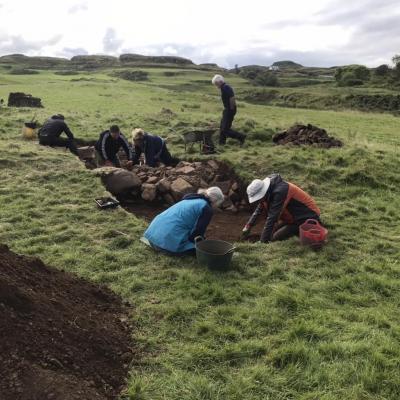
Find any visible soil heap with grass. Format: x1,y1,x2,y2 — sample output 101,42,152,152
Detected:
0,244,134,400
273,124,343,148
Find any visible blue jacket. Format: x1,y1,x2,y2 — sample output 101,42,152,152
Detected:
134,133,165,167
144,194,213,253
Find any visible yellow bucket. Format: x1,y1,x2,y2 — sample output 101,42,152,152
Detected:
22,124,37,140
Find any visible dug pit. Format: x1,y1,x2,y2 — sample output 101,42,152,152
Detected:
94,159,265,242
0,244,135,400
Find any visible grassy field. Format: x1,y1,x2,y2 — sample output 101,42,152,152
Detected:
1,67,400,400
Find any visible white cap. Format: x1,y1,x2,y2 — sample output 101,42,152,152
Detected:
247,177,271,203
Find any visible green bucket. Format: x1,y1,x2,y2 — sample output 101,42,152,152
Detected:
195,237,236,271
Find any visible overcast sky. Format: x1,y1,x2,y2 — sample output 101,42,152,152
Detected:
0,0,399,67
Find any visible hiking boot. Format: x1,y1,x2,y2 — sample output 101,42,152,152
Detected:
239,135,246,147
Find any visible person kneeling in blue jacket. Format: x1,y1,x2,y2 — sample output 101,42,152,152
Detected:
143,187,225,256
132,128,179,167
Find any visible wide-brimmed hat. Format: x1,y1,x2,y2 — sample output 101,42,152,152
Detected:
246,177,271,203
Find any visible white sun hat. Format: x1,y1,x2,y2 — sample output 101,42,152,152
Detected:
247,177,271,203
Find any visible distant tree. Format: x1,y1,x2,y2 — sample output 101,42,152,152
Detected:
254,71,279,87
392,55,400,79
374,64,390,77
335,65,370,86
234,64,239,74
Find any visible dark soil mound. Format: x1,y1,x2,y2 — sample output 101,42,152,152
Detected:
0,244,134,400
273,124,343,148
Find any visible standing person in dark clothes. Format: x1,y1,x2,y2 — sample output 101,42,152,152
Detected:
132,128,179,167
95,125,134,168
212,74,246,146
242,174,321,243
38,114,79,155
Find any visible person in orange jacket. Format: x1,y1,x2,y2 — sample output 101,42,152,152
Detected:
242,174,321,242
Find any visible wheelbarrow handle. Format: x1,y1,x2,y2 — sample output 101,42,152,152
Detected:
224,247,236,255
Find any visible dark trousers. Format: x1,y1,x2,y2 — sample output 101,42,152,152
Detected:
219,109,245,145
272,224,299,241
39,135,79,156
159,146,180,167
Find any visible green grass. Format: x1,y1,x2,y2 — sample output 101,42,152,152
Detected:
1,67,400,400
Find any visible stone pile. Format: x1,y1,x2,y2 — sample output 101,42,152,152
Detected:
7,92,43,108
273,124,343,148
94,160,248,211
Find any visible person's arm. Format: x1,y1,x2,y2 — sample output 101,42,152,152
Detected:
260,191,286,243
229,96,236,111
133,145,142,164
101,132,110,161
63,122,74,140
119,134,134,161
189,205,213,242
243,203,264,232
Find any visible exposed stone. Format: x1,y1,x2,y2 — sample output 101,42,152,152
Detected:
156,178,171,193
146,176,158,184
77,146,95,160
99,168,142,195
175,166,195,175
207,160,219,170
141,183,157,201
163,194,175,205
171,177,195,201
214,180,231,194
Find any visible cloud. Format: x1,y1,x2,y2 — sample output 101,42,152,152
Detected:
0,34,62,55
68,2,88,14
102,28,123,54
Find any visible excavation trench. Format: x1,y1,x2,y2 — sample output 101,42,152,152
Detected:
92,157,265,243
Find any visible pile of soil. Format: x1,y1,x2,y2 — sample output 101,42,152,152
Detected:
273,124,343,148
0,244,134,400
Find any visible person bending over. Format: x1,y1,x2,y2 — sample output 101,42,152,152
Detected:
95,125,134,168
143,187,224,256
132,128,179,167
38,114,78,155
212,74,246,147
243,174,321,242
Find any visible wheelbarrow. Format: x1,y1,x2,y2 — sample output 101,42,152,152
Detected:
182,129,215,153
195,237,236,271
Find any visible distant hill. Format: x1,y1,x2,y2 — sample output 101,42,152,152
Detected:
272,60,303,69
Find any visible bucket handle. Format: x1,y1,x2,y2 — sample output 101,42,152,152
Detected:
303,219,320,226
194,236,204,244
224,247,236,255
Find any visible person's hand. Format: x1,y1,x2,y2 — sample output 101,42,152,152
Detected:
104,160,114,167
241,226,251,240
126,160,133,170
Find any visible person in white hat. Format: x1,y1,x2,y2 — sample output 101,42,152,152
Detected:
242,174,321,242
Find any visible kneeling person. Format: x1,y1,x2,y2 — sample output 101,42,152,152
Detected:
243,174,321,242
38,114,78,155
132,128,179,167
95,125,134,168
143,187,224,256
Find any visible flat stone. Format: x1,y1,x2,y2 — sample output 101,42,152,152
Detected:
207,160,219,170
175,166,195,175
171,177,195,201
141,183,157,201
156,178,171,193
146,176,159,184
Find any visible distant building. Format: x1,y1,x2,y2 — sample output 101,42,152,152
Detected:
269,66,280,71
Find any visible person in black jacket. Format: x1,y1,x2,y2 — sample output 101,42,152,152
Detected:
212,74,246,146
38,114,78,155
95,125,134,168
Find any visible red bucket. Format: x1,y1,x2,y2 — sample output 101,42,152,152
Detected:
299,219,328,248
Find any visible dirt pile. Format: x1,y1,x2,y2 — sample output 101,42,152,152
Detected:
96,160,248,211
0,244,134,400
7,92,43,108
273,124,343,148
